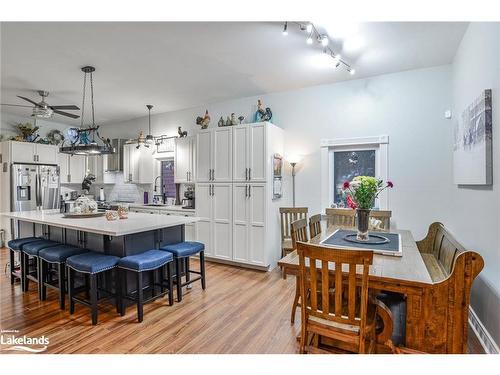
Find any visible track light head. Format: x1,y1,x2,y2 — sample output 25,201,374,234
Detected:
282,22,288,36
321,35,329,47
349,68,356,75
306,23,313,33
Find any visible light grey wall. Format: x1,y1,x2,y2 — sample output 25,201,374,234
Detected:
451,22,500,347
103,65,454,240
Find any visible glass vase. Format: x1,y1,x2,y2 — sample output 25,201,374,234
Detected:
356,209,370,241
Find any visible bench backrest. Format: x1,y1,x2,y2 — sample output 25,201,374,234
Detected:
416,222,484,353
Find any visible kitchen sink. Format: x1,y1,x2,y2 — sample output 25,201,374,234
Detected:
143,203,168,206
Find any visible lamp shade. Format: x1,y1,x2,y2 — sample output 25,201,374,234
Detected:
287,155,303,165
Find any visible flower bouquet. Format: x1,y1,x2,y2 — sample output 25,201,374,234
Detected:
342,176,393,241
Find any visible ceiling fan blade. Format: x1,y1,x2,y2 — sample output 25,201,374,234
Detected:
52,109,80,119
0,103,33,108
49,105,80,110
17,95,40,106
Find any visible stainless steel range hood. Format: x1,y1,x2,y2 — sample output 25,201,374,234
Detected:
104,139,127,171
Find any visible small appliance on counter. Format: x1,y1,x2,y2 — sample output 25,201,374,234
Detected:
182,186,195,209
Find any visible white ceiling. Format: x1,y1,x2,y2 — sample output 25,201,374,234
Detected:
1,22,467,126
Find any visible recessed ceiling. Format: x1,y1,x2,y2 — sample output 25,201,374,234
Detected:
1,22,467,125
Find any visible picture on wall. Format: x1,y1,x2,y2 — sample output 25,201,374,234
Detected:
273,153,283,199
453,89,493,185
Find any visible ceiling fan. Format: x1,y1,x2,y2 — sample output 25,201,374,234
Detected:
0,90,80,119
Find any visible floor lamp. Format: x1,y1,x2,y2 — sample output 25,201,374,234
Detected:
287,156,302,207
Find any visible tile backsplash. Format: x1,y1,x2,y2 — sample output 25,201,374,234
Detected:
62,172,154,204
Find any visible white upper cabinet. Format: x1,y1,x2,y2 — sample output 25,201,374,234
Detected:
212,128,232,181
123,143,154,184
58,153,86,184
196,128,232,182
196,131,211,182
248,124,266,181
232,126,248,182
174,137,195,183
35,143,59,164
7,141,58,164
232,123,266,182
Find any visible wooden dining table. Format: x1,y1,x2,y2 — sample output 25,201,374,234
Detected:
278,222,435,352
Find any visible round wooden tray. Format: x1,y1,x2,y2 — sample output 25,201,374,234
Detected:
62,212,106,218
343,233,390,245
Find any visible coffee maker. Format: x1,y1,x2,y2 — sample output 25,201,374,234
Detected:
182,186,195,209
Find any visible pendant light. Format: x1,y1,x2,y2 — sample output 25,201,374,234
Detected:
59,66,114,156
145,104,154,142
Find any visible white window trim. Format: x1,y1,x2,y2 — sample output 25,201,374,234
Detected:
320,135,389,212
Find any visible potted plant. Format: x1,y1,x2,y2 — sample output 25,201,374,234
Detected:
342,176,393,241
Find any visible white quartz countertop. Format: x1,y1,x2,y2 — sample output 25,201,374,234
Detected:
1,210,199,237
128,204,195,213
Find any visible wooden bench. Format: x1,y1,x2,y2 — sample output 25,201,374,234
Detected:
415,222,484,353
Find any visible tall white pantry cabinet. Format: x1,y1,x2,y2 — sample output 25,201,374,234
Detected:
195,122,284,270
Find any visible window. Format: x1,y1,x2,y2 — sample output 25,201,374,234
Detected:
161,159,176,198
320,136,389,210
333,150,376,206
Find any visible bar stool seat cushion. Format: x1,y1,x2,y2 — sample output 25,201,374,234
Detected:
66,252,119,274
160,241,205,258
118,249,173,272
7,237,41,251
39,245,88,263
22,240,62,256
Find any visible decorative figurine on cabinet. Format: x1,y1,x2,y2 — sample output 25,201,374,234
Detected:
225,116,231,126
238,115,245,124
254,99,272,122
230,113,238,126
196,109,211,129
217,116,225,127
178,127,188,138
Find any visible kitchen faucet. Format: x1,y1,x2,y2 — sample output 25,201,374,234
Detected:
153,176,161,192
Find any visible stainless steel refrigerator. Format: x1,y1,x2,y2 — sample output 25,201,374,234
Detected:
11,163,60,212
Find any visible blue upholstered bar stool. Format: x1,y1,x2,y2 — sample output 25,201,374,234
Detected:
21,239,62,298
7,237,41,289
39,245,88,310
66,252,120,325
160,241,205,302
118,250,174,322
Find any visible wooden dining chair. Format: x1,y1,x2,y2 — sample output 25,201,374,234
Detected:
289,218,309,324
370,210,392,230
296,241,377,354
308,214,322,239
325,208,356,228
280,207,308,258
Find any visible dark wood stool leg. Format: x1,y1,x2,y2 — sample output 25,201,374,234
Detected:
84,274,90,299
90,274,98,325
22,253,29,292
68,266,75,314
20,252,26,292
40,259,47,301
200,251,206,290
185,257,191,283
175,257,182,302
159,265,164,294
9,249,15,285
116,268,124,316
58,263,65,310
137,272,144,322
36,257,42,301
167,262,174,306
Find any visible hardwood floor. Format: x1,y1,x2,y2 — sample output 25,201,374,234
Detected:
0,248,484,354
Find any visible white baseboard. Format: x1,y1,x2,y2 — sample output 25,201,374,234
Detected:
469,306,499,354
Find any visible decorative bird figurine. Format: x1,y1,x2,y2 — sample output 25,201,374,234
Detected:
255,99,272,122
196,110,210,129
178,127,188,138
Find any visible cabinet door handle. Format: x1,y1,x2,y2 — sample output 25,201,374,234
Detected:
68,174,71,183
245,167,248,180
208,169,211,181
248,168,251,180
186,172,189,181
248,185,251,198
